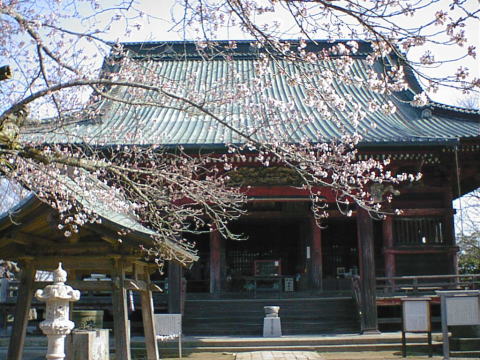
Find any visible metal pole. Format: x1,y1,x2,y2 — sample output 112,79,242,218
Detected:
440,294,449,360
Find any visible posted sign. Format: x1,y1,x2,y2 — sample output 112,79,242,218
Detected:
402,298,431,332
445,295,480,326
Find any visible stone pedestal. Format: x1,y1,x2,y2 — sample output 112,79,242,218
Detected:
263,317,282,337
263,306,282,337
66,329,109,360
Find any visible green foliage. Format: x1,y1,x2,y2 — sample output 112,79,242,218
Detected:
457,231,480,274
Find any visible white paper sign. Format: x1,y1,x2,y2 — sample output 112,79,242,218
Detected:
446,296,480,326
403,300,430,332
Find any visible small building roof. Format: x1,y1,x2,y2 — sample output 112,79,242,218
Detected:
0,174,198,265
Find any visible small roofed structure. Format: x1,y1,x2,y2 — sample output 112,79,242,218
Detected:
0,175,197,360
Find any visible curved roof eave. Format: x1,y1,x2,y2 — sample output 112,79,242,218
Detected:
0,194,198,265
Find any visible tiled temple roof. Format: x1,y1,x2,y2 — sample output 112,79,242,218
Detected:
27,40,479,148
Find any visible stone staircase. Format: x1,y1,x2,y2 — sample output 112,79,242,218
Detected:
182,296,359,336
0,332,444,359
449,325,480,358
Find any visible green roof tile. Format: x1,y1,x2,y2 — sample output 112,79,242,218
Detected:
24,40,479,148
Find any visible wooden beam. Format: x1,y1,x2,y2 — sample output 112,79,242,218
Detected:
34,279,162,293
384,247,459,255
124,279,148,292
2,231,55,247
0,201,45,233
28,243,114,256
396,208,453,217
31,255,140,271
33,280,111,292
150,283,163,292
111,259,131,360
356,208,379,334
326,210,357,218
101,235,120,246
7,260,35,360
139,265,159,360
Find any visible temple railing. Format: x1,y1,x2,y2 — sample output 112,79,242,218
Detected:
376,274,480,296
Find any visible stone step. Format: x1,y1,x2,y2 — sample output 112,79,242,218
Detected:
184,313,357,321
449,350,480,358
183,297,358,335
0,333,444,348
135,341,443,356
450,337,480,351
0,333,447,358
182,325,361,336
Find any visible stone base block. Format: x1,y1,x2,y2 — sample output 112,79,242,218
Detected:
263,317,282,337
66,329,109,360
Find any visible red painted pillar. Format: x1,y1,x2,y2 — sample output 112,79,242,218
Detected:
356,207,379,334
383,216,395,279
209,230,222,294
310,216,323,290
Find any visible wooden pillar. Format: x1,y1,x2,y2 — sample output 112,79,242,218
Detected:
139,266,159,360
0,277,8,336
356,208,379,334
209,230,222,294
382,216,395,279
310,216,323,290
111,259,131,360
168,262,183,314
7,259,35,360
443,188,458,274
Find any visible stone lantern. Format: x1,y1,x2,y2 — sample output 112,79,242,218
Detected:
35,263,80,360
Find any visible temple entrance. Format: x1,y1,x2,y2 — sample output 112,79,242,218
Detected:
184,215,364,295
184,218,305,294
322,219,359,291
225,220,304,292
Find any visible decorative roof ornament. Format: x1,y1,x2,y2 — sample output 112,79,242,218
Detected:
421,108,433,119
53,262,68,284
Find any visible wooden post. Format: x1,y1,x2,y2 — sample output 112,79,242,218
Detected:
209,230,222,294
443,189,458,275
139,266,159,360
383,216,396,282
310,216,323,290
111,259,131,360
0,277,8,336
168,262,183,314
7,260,35,360
356,208,379,334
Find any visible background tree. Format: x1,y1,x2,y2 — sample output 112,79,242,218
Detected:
457,94,480,110
458,231,480,274
1,0,479,263
454,94,479,274
456,188,480,273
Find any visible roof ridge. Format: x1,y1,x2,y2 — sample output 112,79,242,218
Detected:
430,101,480,115
110,39,374,61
